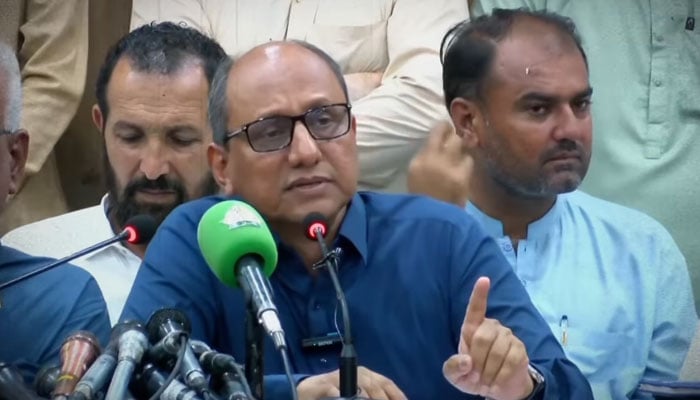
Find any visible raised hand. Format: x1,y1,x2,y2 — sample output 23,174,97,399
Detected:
407,119,473,207
443,277,535,400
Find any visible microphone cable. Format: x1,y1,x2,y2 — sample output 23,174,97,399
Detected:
280,348,299,400
147,335,187,400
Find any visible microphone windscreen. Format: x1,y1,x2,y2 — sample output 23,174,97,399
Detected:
146,308,191,342
34,365,59,398
123,214,158,244
197,200,278,288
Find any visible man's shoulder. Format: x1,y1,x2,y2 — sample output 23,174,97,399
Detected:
563,190,674,239
164,195,230,226
1,204,106,257
359,191,480,231
0,245,99,289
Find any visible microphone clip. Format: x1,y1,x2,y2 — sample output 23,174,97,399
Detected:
312,247,342,271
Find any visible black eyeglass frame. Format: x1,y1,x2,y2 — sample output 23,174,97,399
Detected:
223,103,352,152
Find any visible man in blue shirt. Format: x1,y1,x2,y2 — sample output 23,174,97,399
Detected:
0,43,111,384
121,40,592,399
408,9,697,399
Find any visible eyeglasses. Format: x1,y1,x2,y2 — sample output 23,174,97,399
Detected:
0,129,15,136
224,103,352,153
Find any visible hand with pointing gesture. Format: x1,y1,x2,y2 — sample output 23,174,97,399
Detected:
443,277,536,400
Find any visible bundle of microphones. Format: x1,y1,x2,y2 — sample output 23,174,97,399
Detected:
0,200,365,400
0,308,253,400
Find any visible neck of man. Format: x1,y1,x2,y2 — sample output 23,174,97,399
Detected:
271,207,347,276
469,172,556,246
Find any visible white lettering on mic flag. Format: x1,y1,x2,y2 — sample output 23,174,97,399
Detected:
221,204,262,229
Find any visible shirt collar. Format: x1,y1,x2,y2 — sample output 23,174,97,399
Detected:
272,193,369,266
85,193,136,260
97,193,118,239
336,193,369,265
101,193,112,216
466,195,564,241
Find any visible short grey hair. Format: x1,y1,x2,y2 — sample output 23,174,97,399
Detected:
0,42,22,132
209,56,234,146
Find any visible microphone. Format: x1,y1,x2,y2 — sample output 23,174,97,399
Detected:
192,342,253,400
34,365,60,398
52,331,101,398
134,363,202,400
104,321,149,400
197,200,284,350
69,331,121,400
0,363,41,400
303,213,359,399
198,200,298,400
146,309,211,397
212,371,252,400
0,214,157,290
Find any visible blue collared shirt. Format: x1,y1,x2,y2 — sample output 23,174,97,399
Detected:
0,245,111,384
466,190,697,400
121,192,593,399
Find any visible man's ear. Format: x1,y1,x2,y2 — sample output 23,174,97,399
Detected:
8,130,29,196
92,104,104,131
207,142,234,195
348,115,357,141
449,98,485,149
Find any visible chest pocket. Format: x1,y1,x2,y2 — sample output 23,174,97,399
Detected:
302,1,391,73
678,11,700,117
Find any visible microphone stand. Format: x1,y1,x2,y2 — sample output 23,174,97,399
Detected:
311,234,363,400
245,300,265,400
0,231,129,290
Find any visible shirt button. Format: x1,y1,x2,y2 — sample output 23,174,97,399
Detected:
654,33,664,42
520,279,528,287
501,242,513,252
320,358,327,364
313,303,321,310
654,79,662,87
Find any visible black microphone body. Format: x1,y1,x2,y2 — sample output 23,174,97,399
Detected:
0,363,41,400
189,341,253,400
0,214,156,290
34,364,60,398
146,309,210,397
215,372,251,400
137,363,203,400
200,352,252,400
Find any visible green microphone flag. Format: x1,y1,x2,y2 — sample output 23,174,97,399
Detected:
197,200,278,287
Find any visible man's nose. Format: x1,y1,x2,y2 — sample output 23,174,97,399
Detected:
139,141,170,180
288,121,322,168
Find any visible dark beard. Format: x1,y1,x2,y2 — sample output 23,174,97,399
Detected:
104,153,218,230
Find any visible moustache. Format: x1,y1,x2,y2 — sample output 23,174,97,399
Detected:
542,140,583,161
123,176,185,200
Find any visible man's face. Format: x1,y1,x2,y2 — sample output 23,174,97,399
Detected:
95,58,217,227
216,44,358,228
472,21,592,198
